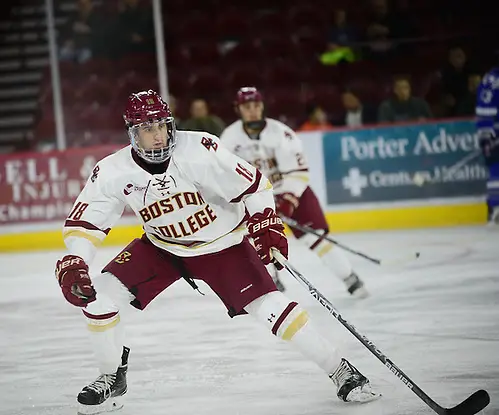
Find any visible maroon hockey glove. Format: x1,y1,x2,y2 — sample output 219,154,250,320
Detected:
55,255,96,307
247,208,288,270
275,193,300,219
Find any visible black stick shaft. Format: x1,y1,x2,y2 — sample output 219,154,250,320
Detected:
273,250,447,414
281,216,381,264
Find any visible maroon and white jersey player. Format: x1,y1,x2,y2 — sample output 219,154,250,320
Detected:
220,87,368,298
54,90,378,414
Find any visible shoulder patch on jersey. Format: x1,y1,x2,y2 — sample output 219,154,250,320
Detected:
201,136,218,151
90,165,100,182
284,131,293,140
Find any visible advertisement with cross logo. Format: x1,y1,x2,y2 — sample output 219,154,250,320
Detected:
322,119,487,204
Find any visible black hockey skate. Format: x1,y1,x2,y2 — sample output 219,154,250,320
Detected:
344,272,369,298
329,358,380,403
77,346,130,415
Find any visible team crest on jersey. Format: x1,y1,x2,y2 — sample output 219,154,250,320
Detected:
90,165,100,182
201,136,218,151
284,131,292,140
481,89,493,103
115,251,131,264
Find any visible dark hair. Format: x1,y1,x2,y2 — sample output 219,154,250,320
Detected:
393,74,411,84
447,44,464,53
191,98,207,104
305,102,321,117
341,86,357,95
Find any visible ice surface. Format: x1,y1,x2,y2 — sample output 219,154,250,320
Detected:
0,226,498,415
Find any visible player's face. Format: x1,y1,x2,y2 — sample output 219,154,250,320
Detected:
239,101,264,123
394,80,411,101
136,120,169,150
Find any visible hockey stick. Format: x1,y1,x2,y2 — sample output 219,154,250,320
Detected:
445,139,499,180
280,216,420,266
415,142,495,185
443,149,483,180
272,249,490,415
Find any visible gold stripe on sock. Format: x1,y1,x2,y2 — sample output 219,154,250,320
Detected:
317,242,333,258
282,311,308,340
87,315,120,332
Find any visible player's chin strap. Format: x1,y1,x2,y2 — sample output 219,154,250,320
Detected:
183,277,205,296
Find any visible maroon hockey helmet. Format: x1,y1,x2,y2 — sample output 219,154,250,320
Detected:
235,86,263,106
123,90,176,164
235,87,266,132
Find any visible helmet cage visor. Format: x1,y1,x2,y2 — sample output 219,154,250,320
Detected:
127,117,176,164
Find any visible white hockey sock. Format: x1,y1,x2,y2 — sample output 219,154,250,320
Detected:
82,305,123,374
83,272,135,374
300,233,353,281
245,291,341,374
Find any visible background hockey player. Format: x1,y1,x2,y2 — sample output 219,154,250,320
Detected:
476,59,499,223
220,87,368,298
54,90,379,414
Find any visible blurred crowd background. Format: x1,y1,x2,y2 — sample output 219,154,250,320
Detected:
0,0,496,152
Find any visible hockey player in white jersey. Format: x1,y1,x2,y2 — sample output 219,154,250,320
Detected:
220,87,368,298
54,90,378,414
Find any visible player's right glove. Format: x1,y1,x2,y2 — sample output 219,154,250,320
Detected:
247,208,288,270
55,255,96,307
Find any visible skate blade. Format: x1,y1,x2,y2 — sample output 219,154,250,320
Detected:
351,286,369,299
345,385,382,404
77,396,124,415
354,391,382,403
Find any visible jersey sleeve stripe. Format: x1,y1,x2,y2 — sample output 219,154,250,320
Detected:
476,107,498,116
230,169,262,203
64,219,111,235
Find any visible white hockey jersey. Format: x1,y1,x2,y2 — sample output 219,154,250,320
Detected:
63,131,273,263
220,118,309,198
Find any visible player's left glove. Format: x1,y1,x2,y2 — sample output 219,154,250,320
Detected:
479,131,498,157
247,208,288,270
275,192,299,218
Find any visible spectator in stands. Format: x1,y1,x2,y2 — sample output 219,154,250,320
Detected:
392,0,418,40
455,73,482,116
59,0,104,63
112,0,155,56
298,104,334,131
182,99,226,137
335,90,377,127
328,9,358,48
440,46,472,116
364,0,398,59
364,0,415,60
378,75,432,123
320,9,359,65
